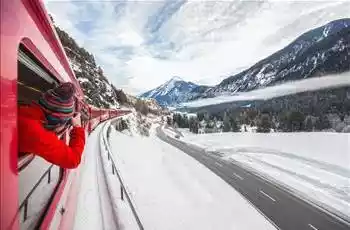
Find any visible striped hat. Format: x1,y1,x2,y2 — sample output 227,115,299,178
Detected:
39,82,75,129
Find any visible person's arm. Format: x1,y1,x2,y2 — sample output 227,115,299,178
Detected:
28,122,86,169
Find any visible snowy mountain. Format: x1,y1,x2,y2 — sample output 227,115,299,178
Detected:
140,77,211,107
203,19,350,97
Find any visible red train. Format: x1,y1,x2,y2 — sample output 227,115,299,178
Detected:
0,0,130,229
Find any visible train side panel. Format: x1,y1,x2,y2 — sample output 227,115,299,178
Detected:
0,1,132,229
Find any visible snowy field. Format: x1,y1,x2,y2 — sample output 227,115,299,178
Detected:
174,128,350,219
107,114,276,230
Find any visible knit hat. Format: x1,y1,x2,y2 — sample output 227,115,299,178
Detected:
38,82,75,129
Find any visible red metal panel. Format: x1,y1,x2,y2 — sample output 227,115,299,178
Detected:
1,1,21,228
0,0,86,229
0,0,132,229
21,0,84,99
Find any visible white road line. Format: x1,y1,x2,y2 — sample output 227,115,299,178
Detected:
232,172,244,180
308,224,319,230
215,162,223,167
259,190,277,202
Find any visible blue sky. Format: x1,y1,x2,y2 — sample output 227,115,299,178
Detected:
43,0,350,95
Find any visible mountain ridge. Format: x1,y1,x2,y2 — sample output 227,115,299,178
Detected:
141,18,350,107
205,18,350,97
140,77,212,107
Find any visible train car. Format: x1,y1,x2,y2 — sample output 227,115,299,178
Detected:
0,1,130,229
88,105,103,132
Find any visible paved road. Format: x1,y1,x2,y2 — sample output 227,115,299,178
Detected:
156,126,350,230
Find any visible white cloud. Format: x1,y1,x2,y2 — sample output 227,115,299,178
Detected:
182,72,350,108
44,0,350,95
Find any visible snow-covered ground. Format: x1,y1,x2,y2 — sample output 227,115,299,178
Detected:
73,124,107,230
107,113,276,230
73,119,142,230
163,126,182,138
173,129,350,219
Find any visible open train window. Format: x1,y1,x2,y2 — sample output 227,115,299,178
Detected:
80,105,90,126
17,44,62,230
18,44,58,105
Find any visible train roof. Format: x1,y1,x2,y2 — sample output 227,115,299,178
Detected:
25,0,84,99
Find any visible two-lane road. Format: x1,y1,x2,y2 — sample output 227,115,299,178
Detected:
156,126,350,230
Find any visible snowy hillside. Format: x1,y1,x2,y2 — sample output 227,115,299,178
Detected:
143,98,163,112
140,77,211,107
203,19,350,97
54,26,120,109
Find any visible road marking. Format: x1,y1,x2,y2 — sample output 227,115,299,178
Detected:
232,172,244,180
308,224,318,230
259,190,276,202
215,162,223,167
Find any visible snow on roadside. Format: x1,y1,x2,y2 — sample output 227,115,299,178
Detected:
99,122,140,230
163,126,181,138
107,123,276,230
170,130,350,219
177,131,349,169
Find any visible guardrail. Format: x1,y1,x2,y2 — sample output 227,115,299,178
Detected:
101,123,144,230
18,154,35,172
19,164,55,222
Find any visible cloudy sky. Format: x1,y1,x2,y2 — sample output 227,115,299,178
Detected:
43,0,350,95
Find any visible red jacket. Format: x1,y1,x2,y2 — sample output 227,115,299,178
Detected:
18,104,85,169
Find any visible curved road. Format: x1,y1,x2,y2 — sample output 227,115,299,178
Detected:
156,126,350,230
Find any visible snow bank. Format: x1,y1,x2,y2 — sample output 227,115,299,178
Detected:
99,122,140,229
107,125,276,230
174,130,350,219
163,126,182,138
74,121,139,230
179,132,350,169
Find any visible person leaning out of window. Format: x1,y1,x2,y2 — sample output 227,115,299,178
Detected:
18,82,86,168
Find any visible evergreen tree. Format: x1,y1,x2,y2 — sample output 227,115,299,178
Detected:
115,89,128,104
304,116,313,131
223,112,231,132
257,114,272,133
166,116,172,126
183,115,189,128
189,117,199,134
135,99,149,116
197,112,205,121
288,111,305,131
229,116,240,132
315,115,331,130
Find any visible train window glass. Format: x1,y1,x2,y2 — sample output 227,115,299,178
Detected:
17,45,62,230
80,106,89,126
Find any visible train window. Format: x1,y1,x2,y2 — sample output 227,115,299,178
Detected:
81,106,90,125
17,45,62,230
17,44,58,105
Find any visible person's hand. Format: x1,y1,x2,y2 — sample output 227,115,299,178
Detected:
71,113,82,127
